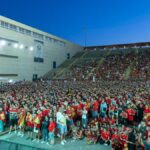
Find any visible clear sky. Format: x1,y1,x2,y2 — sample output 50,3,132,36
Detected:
1,0,150,46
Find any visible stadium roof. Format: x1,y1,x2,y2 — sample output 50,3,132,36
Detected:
87,42,150,50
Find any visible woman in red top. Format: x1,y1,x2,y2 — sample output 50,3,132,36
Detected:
48,118,56,145
92,100,99,118
126,106,136,125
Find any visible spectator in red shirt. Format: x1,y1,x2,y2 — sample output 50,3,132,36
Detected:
100,128,110,146
48,117,56,145
92,100,99,118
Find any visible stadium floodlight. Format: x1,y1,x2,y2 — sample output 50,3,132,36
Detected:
19,44,24,49
0,40,7,46
14,43,19,48
9,79,13,83
29,46,34,51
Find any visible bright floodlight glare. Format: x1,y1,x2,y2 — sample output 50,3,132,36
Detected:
29,46,34,51
9,79,13,83
0,40,6,46
19,44,24,49
14,43,18,48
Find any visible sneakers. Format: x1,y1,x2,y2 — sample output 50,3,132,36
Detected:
46,142,49,145
61,141,65,145
20,134,24,137
41,141,45,144
71,139,75,143
17,132,21,136
32,139,36,142
63,139,67,143
36,140,40,143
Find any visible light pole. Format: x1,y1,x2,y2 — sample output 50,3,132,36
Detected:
83,27,87,50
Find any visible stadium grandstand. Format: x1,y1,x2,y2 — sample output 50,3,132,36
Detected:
0,12,150,150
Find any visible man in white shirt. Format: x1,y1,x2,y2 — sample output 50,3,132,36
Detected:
82,107,88,128
56,107,62,138
58,110,68,145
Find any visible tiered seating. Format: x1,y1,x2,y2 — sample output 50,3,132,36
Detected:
45,48,150,81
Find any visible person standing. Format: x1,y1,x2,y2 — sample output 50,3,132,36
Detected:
26,111,33,140
0,107,6,132
128,128,136,150
9,104,18,134
100,100,107,118
41,116,49,144
59,111,67,145
17,107,26,137
145,127,150,150
82,107,88,128
48,117,56,145
92,100,99,118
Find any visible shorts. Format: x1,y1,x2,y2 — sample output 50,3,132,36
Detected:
33,127,39,133
26,126,33,132
49,132,54,141
67,119,74,126
57,123,61,129
82,118,87,127
92,111,98,118
10,119,18,126
60,125,67,135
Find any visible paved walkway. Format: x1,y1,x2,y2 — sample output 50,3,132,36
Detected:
0,132,111,150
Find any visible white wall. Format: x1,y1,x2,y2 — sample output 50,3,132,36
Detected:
0,16,83,81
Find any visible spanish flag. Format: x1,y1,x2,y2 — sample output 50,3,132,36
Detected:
18,114,25,126
0,112,6,123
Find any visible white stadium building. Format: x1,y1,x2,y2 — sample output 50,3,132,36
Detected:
0,15,83,82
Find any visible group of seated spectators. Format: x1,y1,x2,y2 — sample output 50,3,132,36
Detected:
0,49,149,150
64,50,150,81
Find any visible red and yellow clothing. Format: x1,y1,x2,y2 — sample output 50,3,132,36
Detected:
85,102,90,111
144,106,150,119
112,133,119,148
48,121,56,132
109,118,116,125
71,106,77,119
18,109,26,126
9,107,18,119
120,134,128,149
120,111,128,119
101,130,110,141
33,114,41,128
126,108,135,121
42,109,50,117
146,115,150,126
77,104,82,116
66,109,72,119
93,101,99,111
0,111,6,123
26,114,33,128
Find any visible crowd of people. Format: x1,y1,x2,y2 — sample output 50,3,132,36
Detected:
0,49,150,150
64,50,150,81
